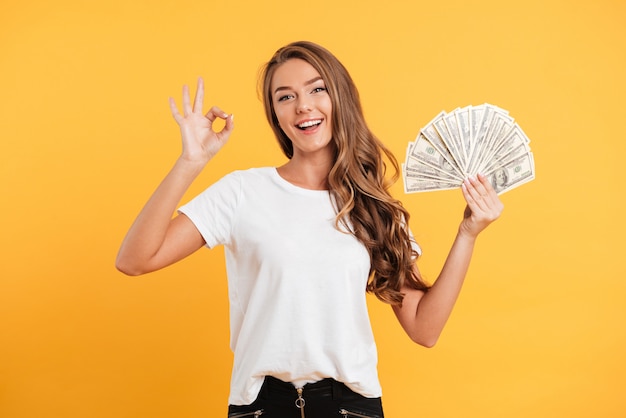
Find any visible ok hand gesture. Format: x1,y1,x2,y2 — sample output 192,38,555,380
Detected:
169,77,234,165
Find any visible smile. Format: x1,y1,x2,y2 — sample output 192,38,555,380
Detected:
297,119,322,130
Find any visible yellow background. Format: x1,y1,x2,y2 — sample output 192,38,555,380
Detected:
1,0,624,417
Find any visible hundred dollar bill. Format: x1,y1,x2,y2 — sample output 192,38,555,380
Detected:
405,155,463,182
482,142,529,175
484,115,516,155
442,108,466,171
479,125,530,173
405,137,463,182
469,105,483,143
474,109,514,167
403,172,460,193
433,114,465,175
469,120,499,173
485,152,535,195
420,112,464,176
455,106,472,164
466,104,498,175
408,132,464,180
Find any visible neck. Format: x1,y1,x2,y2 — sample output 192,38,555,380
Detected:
277,155,333,190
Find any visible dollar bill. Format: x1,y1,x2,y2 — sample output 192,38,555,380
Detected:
433,114,464,175
479,125,530,174
485,152,535,195
466,104,500,175
405,157,463,182
442,108,466,170
455,106,472,164
419,113,464,177
403,170,460,193
408,132,464,180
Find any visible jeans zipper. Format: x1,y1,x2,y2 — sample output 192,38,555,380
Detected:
228,410,264,418
295,386,306,418
339,408,379,418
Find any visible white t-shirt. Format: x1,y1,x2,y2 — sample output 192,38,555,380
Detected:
178,167,381,405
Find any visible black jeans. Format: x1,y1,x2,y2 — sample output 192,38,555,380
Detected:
227,376,384,418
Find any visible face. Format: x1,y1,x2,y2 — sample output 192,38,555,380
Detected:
271,59,334,159
495,169,507,185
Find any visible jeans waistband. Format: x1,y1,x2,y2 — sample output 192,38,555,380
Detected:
261,376,355,400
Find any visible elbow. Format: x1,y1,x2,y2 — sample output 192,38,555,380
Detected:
416,337,438,349
115,262,141,277
409,332,440,348
116,265,143,276
115,254,147,277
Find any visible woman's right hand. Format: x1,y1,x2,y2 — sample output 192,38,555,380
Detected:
169,77,234,165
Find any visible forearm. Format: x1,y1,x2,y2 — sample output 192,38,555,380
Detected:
411,231,477,346
116,158,204,273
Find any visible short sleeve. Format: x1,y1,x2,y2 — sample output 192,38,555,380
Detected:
408,227,422,257
177,171,242,248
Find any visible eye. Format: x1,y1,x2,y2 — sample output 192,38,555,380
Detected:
312,87,326,94
277,94,294,102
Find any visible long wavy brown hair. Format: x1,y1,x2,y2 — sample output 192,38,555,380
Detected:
259,41,430,305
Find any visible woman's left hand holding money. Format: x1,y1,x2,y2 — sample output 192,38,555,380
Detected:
459,174,504,239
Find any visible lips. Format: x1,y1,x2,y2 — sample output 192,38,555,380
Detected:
297,119,323,130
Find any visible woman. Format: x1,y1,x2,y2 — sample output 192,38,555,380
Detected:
116,41,503,418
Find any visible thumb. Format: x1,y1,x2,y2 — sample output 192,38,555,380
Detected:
463,204,472,219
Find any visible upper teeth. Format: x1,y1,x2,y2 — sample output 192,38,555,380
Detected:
298,120,321,128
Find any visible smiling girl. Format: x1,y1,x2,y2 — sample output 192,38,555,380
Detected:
116,41,503,418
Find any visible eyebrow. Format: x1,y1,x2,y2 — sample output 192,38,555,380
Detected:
273,76,324,94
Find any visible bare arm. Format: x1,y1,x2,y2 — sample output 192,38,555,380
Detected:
393,174,504,347
115,78,234,275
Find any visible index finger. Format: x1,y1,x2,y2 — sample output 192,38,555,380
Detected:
204,106,230,123
477,173,498,196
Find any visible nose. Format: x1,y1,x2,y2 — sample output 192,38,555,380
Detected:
296,97,312,113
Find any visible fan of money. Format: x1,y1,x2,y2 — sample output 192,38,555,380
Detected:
402,104,535,195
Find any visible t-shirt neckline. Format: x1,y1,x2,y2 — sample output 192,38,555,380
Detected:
270,167,330,196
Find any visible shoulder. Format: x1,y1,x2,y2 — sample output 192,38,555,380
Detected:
210,167,274,187
220,167,276,189
235,166,276,179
